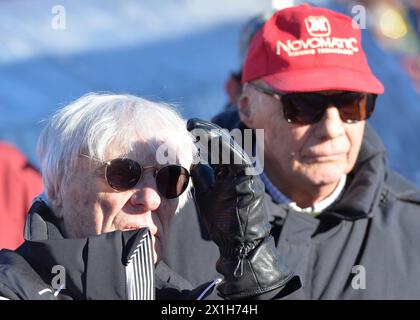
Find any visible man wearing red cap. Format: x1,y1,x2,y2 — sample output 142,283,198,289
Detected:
165,4,420,298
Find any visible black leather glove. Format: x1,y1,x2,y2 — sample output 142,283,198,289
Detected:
187,118,299,300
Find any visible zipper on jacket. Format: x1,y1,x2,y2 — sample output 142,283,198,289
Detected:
233,246,249,278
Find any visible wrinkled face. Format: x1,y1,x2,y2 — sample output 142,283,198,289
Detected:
58,142,181,263
239,82,366,200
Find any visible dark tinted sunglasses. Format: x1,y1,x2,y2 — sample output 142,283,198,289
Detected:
84,155,190,199
247,82,377,125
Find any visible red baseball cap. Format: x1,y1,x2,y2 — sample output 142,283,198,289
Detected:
242,4,384,94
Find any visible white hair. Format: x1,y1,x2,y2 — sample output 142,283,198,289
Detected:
37,92,196,212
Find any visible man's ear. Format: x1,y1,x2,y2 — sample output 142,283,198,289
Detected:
237,93,254,128
225,74,242,105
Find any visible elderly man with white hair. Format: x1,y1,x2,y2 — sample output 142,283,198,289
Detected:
0,93,299,300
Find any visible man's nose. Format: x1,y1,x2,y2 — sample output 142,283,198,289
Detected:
314,105,345,140
129,175,161,212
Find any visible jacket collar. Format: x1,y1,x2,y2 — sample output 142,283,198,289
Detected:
18,201,153,299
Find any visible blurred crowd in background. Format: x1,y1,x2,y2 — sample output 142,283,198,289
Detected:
345,0,419,91
0,0,419,250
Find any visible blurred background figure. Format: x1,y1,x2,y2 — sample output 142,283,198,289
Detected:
223,12,273,110
0,142,42,249
222,0,296,110
213,11,273,129
358,0,420,92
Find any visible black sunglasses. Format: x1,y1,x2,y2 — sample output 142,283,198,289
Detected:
83,155,190,199
247,82,377,125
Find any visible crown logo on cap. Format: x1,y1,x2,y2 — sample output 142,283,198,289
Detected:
304,16,331,37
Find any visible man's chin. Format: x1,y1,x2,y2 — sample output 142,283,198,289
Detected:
300,165,345,187
309,173,344,187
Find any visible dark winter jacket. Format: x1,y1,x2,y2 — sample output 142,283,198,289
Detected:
164,109,420,299
0,200,216,300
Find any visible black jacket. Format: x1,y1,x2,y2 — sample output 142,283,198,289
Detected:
164,109,420,299
0,200,216,300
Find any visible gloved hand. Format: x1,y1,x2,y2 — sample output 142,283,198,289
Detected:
187,118,299,300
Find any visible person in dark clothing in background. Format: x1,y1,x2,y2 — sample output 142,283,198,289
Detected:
221,12,272,112
164,4,420,299
0,93,299,300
